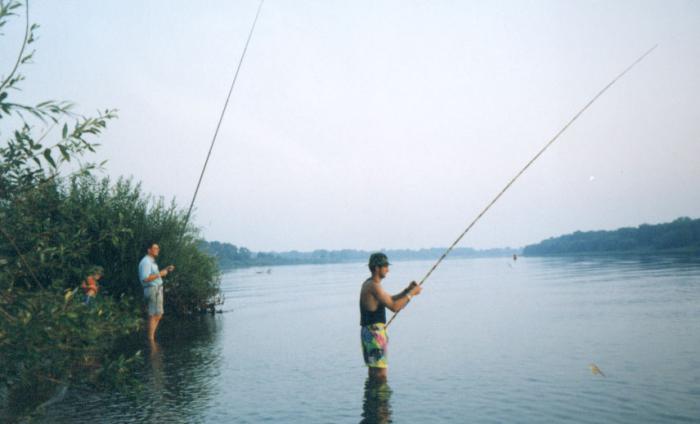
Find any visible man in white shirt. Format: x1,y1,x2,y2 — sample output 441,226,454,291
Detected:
138,241,175,341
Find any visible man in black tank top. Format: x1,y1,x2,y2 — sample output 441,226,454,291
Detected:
359,253,422,382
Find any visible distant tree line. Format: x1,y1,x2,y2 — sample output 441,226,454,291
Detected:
523,217,700,256
199,241,516,269
203,216,700,269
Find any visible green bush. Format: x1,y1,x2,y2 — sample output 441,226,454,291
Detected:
0,0,221,418
0,287,142,418
63,176,221,315
2,175,221,313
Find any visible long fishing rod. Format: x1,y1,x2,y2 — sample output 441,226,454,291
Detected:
180,0,265,239
386,44,658,329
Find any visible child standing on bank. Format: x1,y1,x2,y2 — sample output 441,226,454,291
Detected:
81,266,104,305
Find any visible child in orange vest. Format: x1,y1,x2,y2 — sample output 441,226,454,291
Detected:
81,266,104,305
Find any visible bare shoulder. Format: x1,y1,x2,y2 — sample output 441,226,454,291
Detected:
363,278,382,294
360,278,378,300
360,278,373,295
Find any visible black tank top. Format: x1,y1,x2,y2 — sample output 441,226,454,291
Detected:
360,296,386,326
360,303,386,326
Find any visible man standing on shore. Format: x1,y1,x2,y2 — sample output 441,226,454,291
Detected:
359,253,421,382
139,241,175,342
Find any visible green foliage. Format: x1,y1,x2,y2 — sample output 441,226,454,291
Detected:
199,240,254,268
522,217,700,256
0,1,114,199
2,175,221,310
0,1,221,418
0,287,142,418
82,176,222,315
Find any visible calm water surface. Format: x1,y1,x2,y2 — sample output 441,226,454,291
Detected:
41,256,700,423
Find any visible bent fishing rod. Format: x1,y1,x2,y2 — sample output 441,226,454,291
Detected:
386,44,658,329
179,0,265,241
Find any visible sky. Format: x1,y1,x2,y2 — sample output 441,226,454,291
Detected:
3,0,699,251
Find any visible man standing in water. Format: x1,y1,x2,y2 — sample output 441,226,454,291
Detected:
139,241,175,342
360,253,422,382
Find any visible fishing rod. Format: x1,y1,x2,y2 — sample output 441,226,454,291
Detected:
180,0,265,239
385,44,658,329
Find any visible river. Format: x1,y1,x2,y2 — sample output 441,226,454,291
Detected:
40,255,700,423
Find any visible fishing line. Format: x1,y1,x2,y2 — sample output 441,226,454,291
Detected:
386,44,658,328
180,0,265,238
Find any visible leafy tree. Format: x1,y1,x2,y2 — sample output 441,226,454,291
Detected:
0,1,220,418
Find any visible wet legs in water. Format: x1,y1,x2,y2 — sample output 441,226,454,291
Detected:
148,313,163,341
368,367,388,383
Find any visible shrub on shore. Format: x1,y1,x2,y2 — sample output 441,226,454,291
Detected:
0,0,220,417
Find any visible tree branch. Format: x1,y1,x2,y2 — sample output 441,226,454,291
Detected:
0,0,30,93
0,225,44,289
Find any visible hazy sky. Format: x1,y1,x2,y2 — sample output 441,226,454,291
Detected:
4,0,700,251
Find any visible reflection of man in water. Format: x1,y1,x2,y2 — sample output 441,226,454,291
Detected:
359,253,421,382
360,377,392,424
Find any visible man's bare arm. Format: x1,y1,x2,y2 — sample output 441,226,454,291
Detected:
372,281,422,313
143,273,160,283
142,266,174,284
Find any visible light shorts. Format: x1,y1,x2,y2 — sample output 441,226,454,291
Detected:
144,284,164,316
361,323,388,368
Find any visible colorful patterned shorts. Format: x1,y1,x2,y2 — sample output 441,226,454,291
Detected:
361,323,388,368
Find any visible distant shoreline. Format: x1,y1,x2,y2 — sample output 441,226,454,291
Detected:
219,249,699,271
523,247,699,258
211,249,518,270
204,216,699,270
522,217,699,257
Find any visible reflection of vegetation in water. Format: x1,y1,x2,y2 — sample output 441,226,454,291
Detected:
360,378,393,424
133,317,223,423
38,316,223,423
144,316,223,419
